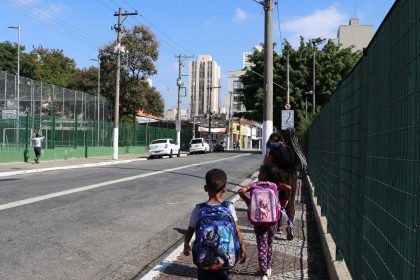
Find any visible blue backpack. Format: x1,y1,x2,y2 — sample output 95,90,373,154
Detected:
192,201,240,270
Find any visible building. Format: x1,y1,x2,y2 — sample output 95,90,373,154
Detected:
225,70,246,117
188,55,221,118
164,107,188,121
242,45,263,69
334,18,374,51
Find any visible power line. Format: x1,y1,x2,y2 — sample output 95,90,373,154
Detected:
110,0,194,55
11,4,99,50
17,1,102,47
275,0,283,51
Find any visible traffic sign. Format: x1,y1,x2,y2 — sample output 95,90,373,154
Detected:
281,110,294,130
285,103,291,110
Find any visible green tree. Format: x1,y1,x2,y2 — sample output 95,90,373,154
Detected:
0,41,23,74
100,24,163,121
67,67,98,95
240,38,361,130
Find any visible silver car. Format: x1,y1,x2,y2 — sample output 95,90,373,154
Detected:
189,138,210,154
148,139,180,159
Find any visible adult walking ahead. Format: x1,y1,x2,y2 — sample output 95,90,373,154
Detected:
31,133,45,163
264,128,307,240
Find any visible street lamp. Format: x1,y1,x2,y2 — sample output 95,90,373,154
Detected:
90,56,101,146
305,91,313,115
8,25,20,145
310,36,326,115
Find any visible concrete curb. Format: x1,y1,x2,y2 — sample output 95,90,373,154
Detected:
305,174,352,280
0,158,147,177
0,154,189,178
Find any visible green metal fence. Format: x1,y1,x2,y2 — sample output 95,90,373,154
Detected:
305,0,420,279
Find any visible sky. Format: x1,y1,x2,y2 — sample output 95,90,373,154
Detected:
0,0,395,111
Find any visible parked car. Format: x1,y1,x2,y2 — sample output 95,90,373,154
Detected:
213,141,225,152
148,138,180,159
189,138,210,154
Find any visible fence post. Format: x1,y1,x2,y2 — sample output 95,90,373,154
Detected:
74,117,77,149
23,111,29,162
52,114,56,149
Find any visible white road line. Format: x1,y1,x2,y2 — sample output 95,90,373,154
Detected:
0,154,249,212
139,173,257,280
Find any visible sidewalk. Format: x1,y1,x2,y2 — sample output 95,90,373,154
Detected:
0,153,149,177
153,178,329,280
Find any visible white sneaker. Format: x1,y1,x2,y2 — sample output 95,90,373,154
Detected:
261,276,268,280
267,267,272,277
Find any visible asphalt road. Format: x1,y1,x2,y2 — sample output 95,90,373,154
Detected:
0,152,261,280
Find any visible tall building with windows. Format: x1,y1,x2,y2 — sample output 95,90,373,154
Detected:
225,70,246,116
188,55,221,118
333,18,374,51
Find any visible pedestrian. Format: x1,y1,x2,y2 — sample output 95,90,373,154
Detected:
233,141,237,150
31,133,45,163
264,128,307,240
183,168,246,279
238,163,291,280
265,132,282,159
236,141,240,151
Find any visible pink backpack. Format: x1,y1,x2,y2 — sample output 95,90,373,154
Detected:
248,181,281,226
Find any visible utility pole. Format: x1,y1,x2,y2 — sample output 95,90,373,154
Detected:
263,0,274,157
112,8,138,160
207,84,221,142
286,52,290,105
176,54,193,147
227,91,233,150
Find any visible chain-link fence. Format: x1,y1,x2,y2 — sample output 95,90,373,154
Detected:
0,70,113,150
305,0,419,279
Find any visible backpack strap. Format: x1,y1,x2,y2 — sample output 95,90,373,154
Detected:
221,200,232,208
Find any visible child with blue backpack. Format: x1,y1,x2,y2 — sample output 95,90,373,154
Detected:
183,168,246,280
238,163,291,280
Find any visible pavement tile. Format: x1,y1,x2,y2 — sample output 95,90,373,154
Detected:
155,179,329,280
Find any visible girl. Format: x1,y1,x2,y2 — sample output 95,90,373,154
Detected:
238,164,291,279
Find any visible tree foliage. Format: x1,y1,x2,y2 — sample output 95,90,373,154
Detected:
99,24,163,120
240,38,362,130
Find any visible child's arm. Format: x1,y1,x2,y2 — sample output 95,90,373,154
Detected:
238,185,251,207
278,183,291,207
183,227,195,256
235,223,247,264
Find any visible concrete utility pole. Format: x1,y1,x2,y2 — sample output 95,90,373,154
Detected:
112,8,138,160
262,0,274,157
311,37,326,116
176,54,193,147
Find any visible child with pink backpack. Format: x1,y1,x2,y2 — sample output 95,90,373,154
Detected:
238,163,291,280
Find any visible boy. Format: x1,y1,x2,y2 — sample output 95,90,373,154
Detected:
184,168,246,280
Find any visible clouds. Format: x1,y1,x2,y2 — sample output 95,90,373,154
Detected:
32,3,66,22
283,5,348,46
10,0,66,22
233,8,249,22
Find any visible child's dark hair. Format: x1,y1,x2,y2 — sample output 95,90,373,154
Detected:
259,163,280,183
205,169,227,193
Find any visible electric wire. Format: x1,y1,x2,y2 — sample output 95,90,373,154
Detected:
112,0,194,55
15,1,102,47
275,0,283,51
103,0,193,58
11,4,99,50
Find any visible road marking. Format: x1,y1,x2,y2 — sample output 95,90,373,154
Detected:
0,154,249,212
139,173,257,280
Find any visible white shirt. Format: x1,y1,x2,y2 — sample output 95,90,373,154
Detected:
188,202,238,229
31,136,45,148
